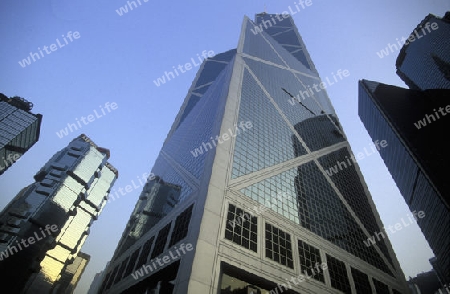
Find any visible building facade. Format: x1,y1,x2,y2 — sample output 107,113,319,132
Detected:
396,12,450,90
100,13,408,294
407,270,445,294
358,79,450,285
88,266,109,294
0,134,118,293
0,93,42,176
53,252,91,293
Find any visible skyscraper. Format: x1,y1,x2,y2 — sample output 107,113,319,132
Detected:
0,134,118,293
359,11,450,287
396,12,450,90
101,13,408,293
358,79,450,285
88,266,109,294
0,93,42,176
53,252,90,294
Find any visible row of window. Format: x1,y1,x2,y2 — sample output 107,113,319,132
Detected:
224,203,403,294
328,256,401,294
100,204,193,293
239,159,394,276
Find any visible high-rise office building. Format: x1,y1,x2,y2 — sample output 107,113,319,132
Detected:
396,12,450,90
0,93,42,176
112,176,181,259
53,252,90,294
88,266,109,294
358,79,450,285
0,134,118,293
359,10,450,287
430,257,449,288
407,270,444,294
100,13,408,293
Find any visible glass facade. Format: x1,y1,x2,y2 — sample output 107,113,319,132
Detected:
318,148,394,267
351,267,373,294
240,160,393,275
297,240,324,283
358,81,419,199
411,172,450,283
225,13,404,293
231,69,307,178
169,204,193,247
108,48,235,271
373,278,390,294
0,134,117,293
225,204,258,252
101,43,237,294
134,237,154,270
254,13,317,73
150,223,171,259
265,223,294,268
169,49,236,137
100,203,195,293
52,252,90,294
396,12,450,90
225,14,402,292
326,254,351,294
103,12,408,294
0,94,42,176
358,79,450,284
113,176,180,257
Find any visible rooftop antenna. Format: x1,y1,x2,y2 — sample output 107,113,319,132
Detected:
264,3,267,13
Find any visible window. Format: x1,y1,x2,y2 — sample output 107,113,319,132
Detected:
373,278,390,294
169,204,193,246
220,272,271,294
135,237,154,269
151,223,171,259
99,271,111,293
297,240,324,282
113,258,129,285
220,262,279,294
351,267,372,294
265,223,293,268
124,249,140,277
105,265,119,290
326,254,351,294
224,204,257,252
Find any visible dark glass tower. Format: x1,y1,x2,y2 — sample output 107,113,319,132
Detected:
358,79,450,285
0,134,118,293
101,13,408,294
396,12,450,90
0,93,42,176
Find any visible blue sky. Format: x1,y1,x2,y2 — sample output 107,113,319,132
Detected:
1,0,449,293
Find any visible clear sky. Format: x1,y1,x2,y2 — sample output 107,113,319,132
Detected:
1,0,449,293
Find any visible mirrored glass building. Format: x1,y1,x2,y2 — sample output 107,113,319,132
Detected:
0,93,42,176
0,134,118,293
53,252,91,294
359,10,450,287
100,13,408,294
358,80,450,286
396,12,450,90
